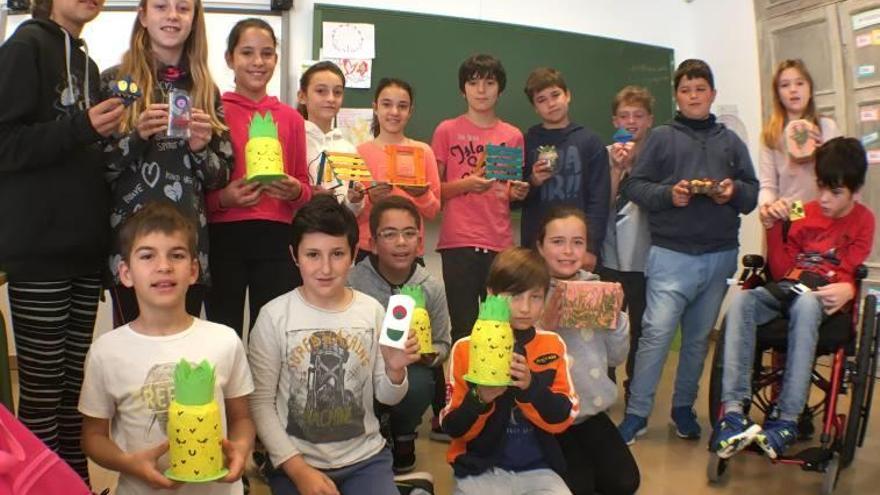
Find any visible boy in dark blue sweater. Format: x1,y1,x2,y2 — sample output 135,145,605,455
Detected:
520,67,609,270
618,59,758,445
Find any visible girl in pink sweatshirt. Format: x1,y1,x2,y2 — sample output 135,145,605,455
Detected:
205,18,311,337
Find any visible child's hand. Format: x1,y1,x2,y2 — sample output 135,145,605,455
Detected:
220,438,249,483
508,180,530,201
510,353,532,391
711,178,735,205
367,182,394,203
265,175,303,201
610,142,635,171
400,184,429,197
814,282,855,315
136,103,169,140
671,180,691,207
125,441,179,490
529,159,553,187
476,385,507,403
463,172,493,193
381,334,420,383
219,178,263,208
290,463,339,495
347,181,366,204
188,108,213,153
88,97,125,137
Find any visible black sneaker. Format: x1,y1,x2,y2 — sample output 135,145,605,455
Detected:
392,434,417,474
395,471,435,495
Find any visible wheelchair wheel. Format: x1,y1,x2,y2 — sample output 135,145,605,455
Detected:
821,452,840,495
706,453,728,483
708,324,726,432
841,295,877,468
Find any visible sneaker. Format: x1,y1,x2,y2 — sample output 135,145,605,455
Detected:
395,471,435,495
429,416,450,443
618,413,648,445
711,412,762,459
670,406,701,440
755,419,798,459
392,434,416,474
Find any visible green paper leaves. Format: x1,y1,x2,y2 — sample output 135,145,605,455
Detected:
400,285,426,309
173,359,216,406
478,294,511,323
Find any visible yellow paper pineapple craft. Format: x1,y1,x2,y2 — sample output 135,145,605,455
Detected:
465,295,514,386
165,359,227,483
401,285,434,354
246,112,286,183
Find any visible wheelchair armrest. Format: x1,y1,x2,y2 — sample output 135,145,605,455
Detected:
855,265,868,281
742,254,765,269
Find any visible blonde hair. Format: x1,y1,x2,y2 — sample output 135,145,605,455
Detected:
612,85,655,115
761,59,818,150
118,0,225,134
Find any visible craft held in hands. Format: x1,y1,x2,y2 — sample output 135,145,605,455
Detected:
484,144,524,181
245,112,286,183
784,119,817,161
543,280,624,331
379,294,415,349
323,152,374,182
465,295,514,386
385,145,427,187
110,76,143,106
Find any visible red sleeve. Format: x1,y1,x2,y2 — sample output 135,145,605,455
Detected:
287,111,312,208
836,206,875,285
766,221,798,280
431,122,450,178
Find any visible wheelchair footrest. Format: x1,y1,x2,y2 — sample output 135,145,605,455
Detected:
784,447,833,471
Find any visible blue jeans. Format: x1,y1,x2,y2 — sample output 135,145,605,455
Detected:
267,448,397,495
626,246,737,418
390,363,435,436
721,286,824,421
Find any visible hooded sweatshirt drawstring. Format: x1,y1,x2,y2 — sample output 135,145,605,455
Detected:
62,29,90,108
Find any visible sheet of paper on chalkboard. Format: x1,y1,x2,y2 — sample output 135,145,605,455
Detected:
322,22,375,59
336,108,374,146
326,57,372,89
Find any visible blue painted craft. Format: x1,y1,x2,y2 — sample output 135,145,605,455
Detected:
484,144,524,181
612,127,634,144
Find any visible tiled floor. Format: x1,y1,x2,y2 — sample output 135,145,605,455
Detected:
11,346,880,495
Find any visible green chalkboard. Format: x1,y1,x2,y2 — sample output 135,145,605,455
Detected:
313,5,674,144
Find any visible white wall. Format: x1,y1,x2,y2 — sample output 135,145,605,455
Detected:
2,1,764,354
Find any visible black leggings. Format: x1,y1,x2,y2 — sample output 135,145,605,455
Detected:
205,220,300,338
557,412,640,495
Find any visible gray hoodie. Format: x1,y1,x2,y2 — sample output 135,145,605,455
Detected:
348,257,451,365
547,270,629,421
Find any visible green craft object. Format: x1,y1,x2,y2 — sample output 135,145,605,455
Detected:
172,359,216,406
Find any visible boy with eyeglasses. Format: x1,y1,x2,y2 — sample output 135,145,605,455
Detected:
348,195,452,473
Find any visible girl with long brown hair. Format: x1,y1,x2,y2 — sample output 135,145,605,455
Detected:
102,0,233,324
758,59,840,227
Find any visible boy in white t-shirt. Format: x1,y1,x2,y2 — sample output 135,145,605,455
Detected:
79,202,255,495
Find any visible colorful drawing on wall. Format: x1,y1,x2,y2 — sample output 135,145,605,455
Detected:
385,145,426,186
484,144,523,181
324,152,373,182
544,281,624,331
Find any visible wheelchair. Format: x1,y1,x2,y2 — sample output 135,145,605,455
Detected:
705,255,878,495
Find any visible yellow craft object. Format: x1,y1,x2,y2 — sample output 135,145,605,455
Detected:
165,360,227,483
465,295,513,386
167,401,224,482
401,285,433,354
325,152,373,182
246,112,286,183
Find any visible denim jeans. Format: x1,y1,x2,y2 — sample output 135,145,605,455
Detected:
390,363,435,436
721,286,824,421
455,467,572,495
267,447,397,495
626,246,737,418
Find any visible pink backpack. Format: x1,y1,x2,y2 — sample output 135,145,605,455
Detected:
0,405,91,495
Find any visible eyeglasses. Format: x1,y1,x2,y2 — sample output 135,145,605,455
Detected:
376,228,419,242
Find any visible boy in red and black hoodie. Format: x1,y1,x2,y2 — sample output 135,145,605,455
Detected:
713,137,875,461
440,247,578,494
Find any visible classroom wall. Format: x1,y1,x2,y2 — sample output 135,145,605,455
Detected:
1,1,764,353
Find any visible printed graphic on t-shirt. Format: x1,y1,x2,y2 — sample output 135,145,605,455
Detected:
540,144,582,203
285,328,372,443
139,362,177,437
